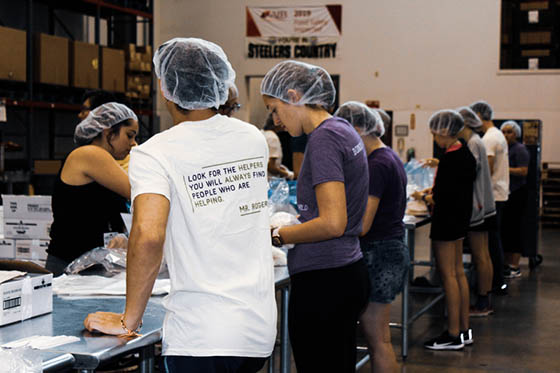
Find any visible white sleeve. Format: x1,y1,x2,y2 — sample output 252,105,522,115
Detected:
129,146,171,205
482,132,497,157
264,131,282,159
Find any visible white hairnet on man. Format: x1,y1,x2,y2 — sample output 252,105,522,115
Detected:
501,120,521,138
74,102,137,145
334,101,385,137
470,100,493,121
260,60,335,107
429,109,465,137
153,37,236,110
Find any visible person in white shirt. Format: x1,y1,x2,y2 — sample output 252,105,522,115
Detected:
470,100,509,296
262,114,294,180
84,38,277,373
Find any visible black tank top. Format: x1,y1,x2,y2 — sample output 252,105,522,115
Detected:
47,159,128,263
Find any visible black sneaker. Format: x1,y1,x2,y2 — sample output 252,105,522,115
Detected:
505,266,521,279
424,331,464,350
461,328,473,345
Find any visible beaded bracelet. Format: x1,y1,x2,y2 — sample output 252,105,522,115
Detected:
120,314,143,336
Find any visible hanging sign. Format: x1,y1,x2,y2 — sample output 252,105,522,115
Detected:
246,5,342,59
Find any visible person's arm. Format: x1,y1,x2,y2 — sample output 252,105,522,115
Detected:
277,181,346,244
509,166,528,177
360,196,380,236
487,155,495,176
83,193,169,335
268,158,293,179
71,145,131,199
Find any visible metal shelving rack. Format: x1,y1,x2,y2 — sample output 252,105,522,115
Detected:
1,0,154,177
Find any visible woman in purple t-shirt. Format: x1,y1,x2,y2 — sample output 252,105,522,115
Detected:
335,101,408,372
261,61,370,373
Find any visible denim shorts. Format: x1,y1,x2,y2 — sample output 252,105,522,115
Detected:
361,237,409,304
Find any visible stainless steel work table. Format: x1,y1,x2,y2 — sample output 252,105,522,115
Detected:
0,268,292,373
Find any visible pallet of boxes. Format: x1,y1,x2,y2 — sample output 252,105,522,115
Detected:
125,44,152,101
0,195,52,267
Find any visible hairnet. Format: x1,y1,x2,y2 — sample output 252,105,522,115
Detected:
261,60,335,107
74,102,137,145
470,100,493,121
334,101,385,137
428,109,464,137
501,120,521,138
375,109,391,128
457,106,482,129
153,37,236,110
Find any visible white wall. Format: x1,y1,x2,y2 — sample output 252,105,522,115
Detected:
155,0,560,162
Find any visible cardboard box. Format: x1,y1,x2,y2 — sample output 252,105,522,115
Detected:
15,240,49,261
102,47,125,92
0,26,26,82
0,239,15,259
70,40,99,89
2,195,53,220
35,33,69,86
0,260,52,326
3,219,52,240
34,160,62,175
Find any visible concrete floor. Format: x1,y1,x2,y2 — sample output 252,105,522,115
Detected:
266,225,560,373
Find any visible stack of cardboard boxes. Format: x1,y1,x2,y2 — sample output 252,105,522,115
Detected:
0,195,52,265
125,44,152,99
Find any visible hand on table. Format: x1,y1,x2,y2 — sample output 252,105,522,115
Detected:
84,312,132,337
411,191,424,201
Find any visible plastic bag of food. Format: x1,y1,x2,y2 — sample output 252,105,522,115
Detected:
64,247,127,275
0,347,42,373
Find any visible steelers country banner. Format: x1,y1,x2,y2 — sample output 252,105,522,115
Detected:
246,5,342,59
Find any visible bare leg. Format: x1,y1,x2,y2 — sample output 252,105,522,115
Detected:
454,240,470,331
468,231,493,296
433,240,460,336
360,302,398,373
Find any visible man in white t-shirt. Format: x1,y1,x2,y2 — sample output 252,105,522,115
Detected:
85,38,277,373
471,100,509,296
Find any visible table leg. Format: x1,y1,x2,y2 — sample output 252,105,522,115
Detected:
401,228,415,360
268,347,275,373
280,286,291,373
139,344,155,373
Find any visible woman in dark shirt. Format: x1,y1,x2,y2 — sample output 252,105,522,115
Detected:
413,110,476,350
336,101,408,372
46,103,138,275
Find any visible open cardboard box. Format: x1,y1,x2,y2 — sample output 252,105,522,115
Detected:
0,260,52,326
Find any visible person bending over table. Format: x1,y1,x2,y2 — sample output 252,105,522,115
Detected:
412,110,476,350
46,103,138,276
84,38,277,373
263,61,370,373
335,101,408,373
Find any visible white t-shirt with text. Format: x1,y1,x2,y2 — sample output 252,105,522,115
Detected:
482,126,510,202
129,114,277,357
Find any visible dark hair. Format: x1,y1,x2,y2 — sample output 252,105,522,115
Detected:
88,119,134,148
82,90,117,110
263,114,275,130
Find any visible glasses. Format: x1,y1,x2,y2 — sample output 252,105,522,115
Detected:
229,103,241,113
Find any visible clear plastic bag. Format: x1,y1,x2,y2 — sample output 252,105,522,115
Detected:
270,211,300,250
404,158,435,198
0,347,42,373
64,247,127,275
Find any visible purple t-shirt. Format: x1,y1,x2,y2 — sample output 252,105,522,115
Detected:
508,141,530,193
288,117,369,275
361,147,407,243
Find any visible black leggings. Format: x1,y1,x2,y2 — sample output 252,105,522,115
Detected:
288,259,369,373
501,187,527,254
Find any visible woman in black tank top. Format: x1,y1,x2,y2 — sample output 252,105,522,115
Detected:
46,103,139,276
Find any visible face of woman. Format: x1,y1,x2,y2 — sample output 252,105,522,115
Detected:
108,120,139,160
262,96,303,137
432,131,452,149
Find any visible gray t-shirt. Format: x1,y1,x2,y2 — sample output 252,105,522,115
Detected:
467,133,496,227
289,117,368,275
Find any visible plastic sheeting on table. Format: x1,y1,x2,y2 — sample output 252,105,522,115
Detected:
53,273,170,296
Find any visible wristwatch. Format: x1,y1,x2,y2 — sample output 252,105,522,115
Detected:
271,227,284,247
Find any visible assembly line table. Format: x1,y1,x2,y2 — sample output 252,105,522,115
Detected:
0,268,292,373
